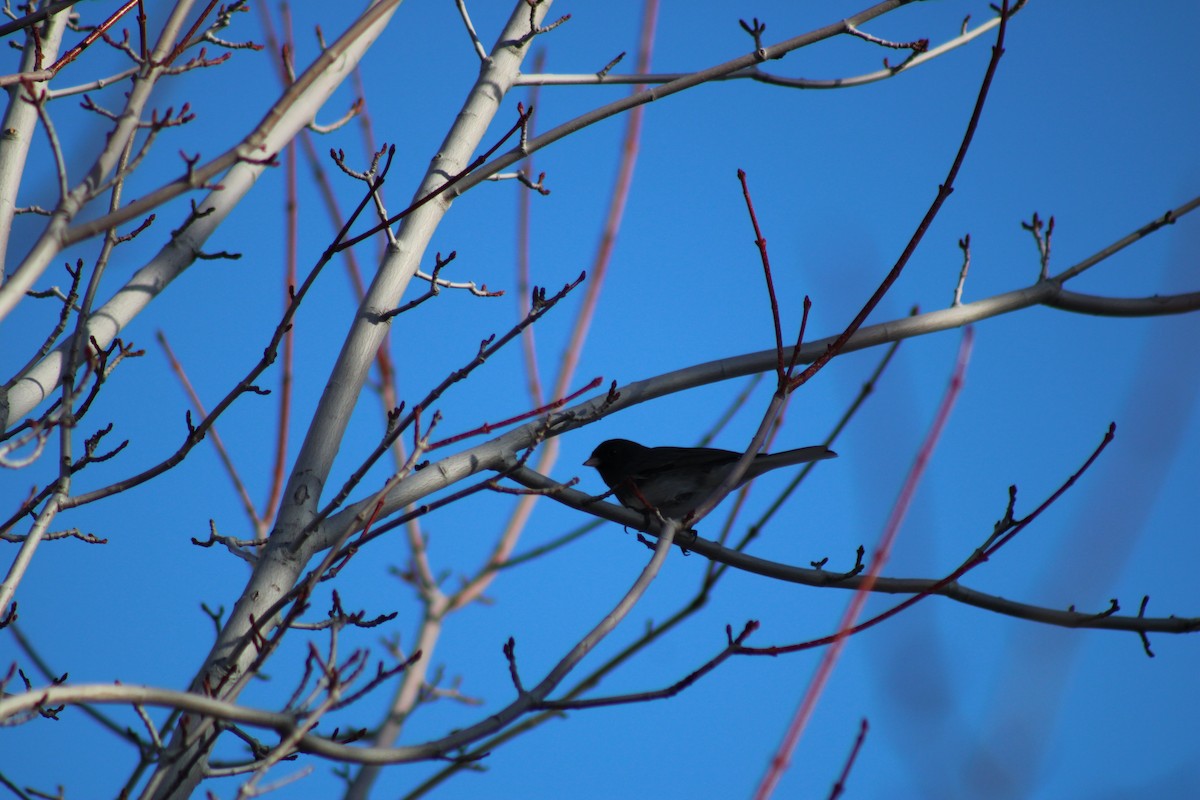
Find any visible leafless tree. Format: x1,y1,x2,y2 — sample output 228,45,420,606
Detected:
1,1,1197,798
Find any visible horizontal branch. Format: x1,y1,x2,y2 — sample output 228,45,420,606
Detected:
448,0,917,197
1044,288,1200,316
2,522,680,771
317,240,1200,548
506,466,1200,636
0,683,417,764
516,3,1017,90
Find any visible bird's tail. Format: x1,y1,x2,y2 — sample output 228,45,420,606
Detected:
755,445,837,471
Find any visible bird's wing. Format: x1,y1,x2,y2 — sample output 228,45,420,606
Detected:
629,446,739,479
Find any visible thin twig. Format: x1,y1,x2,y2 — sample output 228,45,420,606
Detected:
752,326,973,798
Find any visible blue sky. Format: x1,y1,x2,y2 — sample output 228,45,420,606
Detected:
2,1,1198,798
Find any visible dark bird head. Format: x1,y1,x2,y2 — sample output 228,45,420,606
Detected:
583,438,645,470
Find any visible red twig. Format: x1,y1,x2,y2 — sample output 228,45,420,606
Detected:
264,2,299,530
826,719,869,800
155,331,262,531
48,0,140,74
439,0,661,619
551,0,657,408
429,376,603,450
738,169,786,385
162,0,221,66
752,326,973,799
136,0,147,62
785,0,1011,394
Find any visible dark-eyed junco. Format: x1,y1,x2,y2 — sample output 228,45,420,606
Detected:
584,438,836,520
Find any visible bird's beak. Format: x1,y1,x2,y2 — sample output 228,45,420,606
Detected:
583,456,598,467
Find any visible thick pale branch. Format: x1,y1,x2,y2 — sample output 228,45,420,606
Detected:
0,0,403,432
137,4,555,797
0,0,202,323
0,11,68,277
1045,288,1200,316
56,0,401,249
318,257,1200,544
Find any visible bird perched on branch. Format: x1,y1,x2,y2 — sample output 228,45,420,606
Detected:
584,438,836,521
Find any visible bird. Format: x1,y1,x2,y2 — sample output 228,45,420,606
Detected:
584,438,836,521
